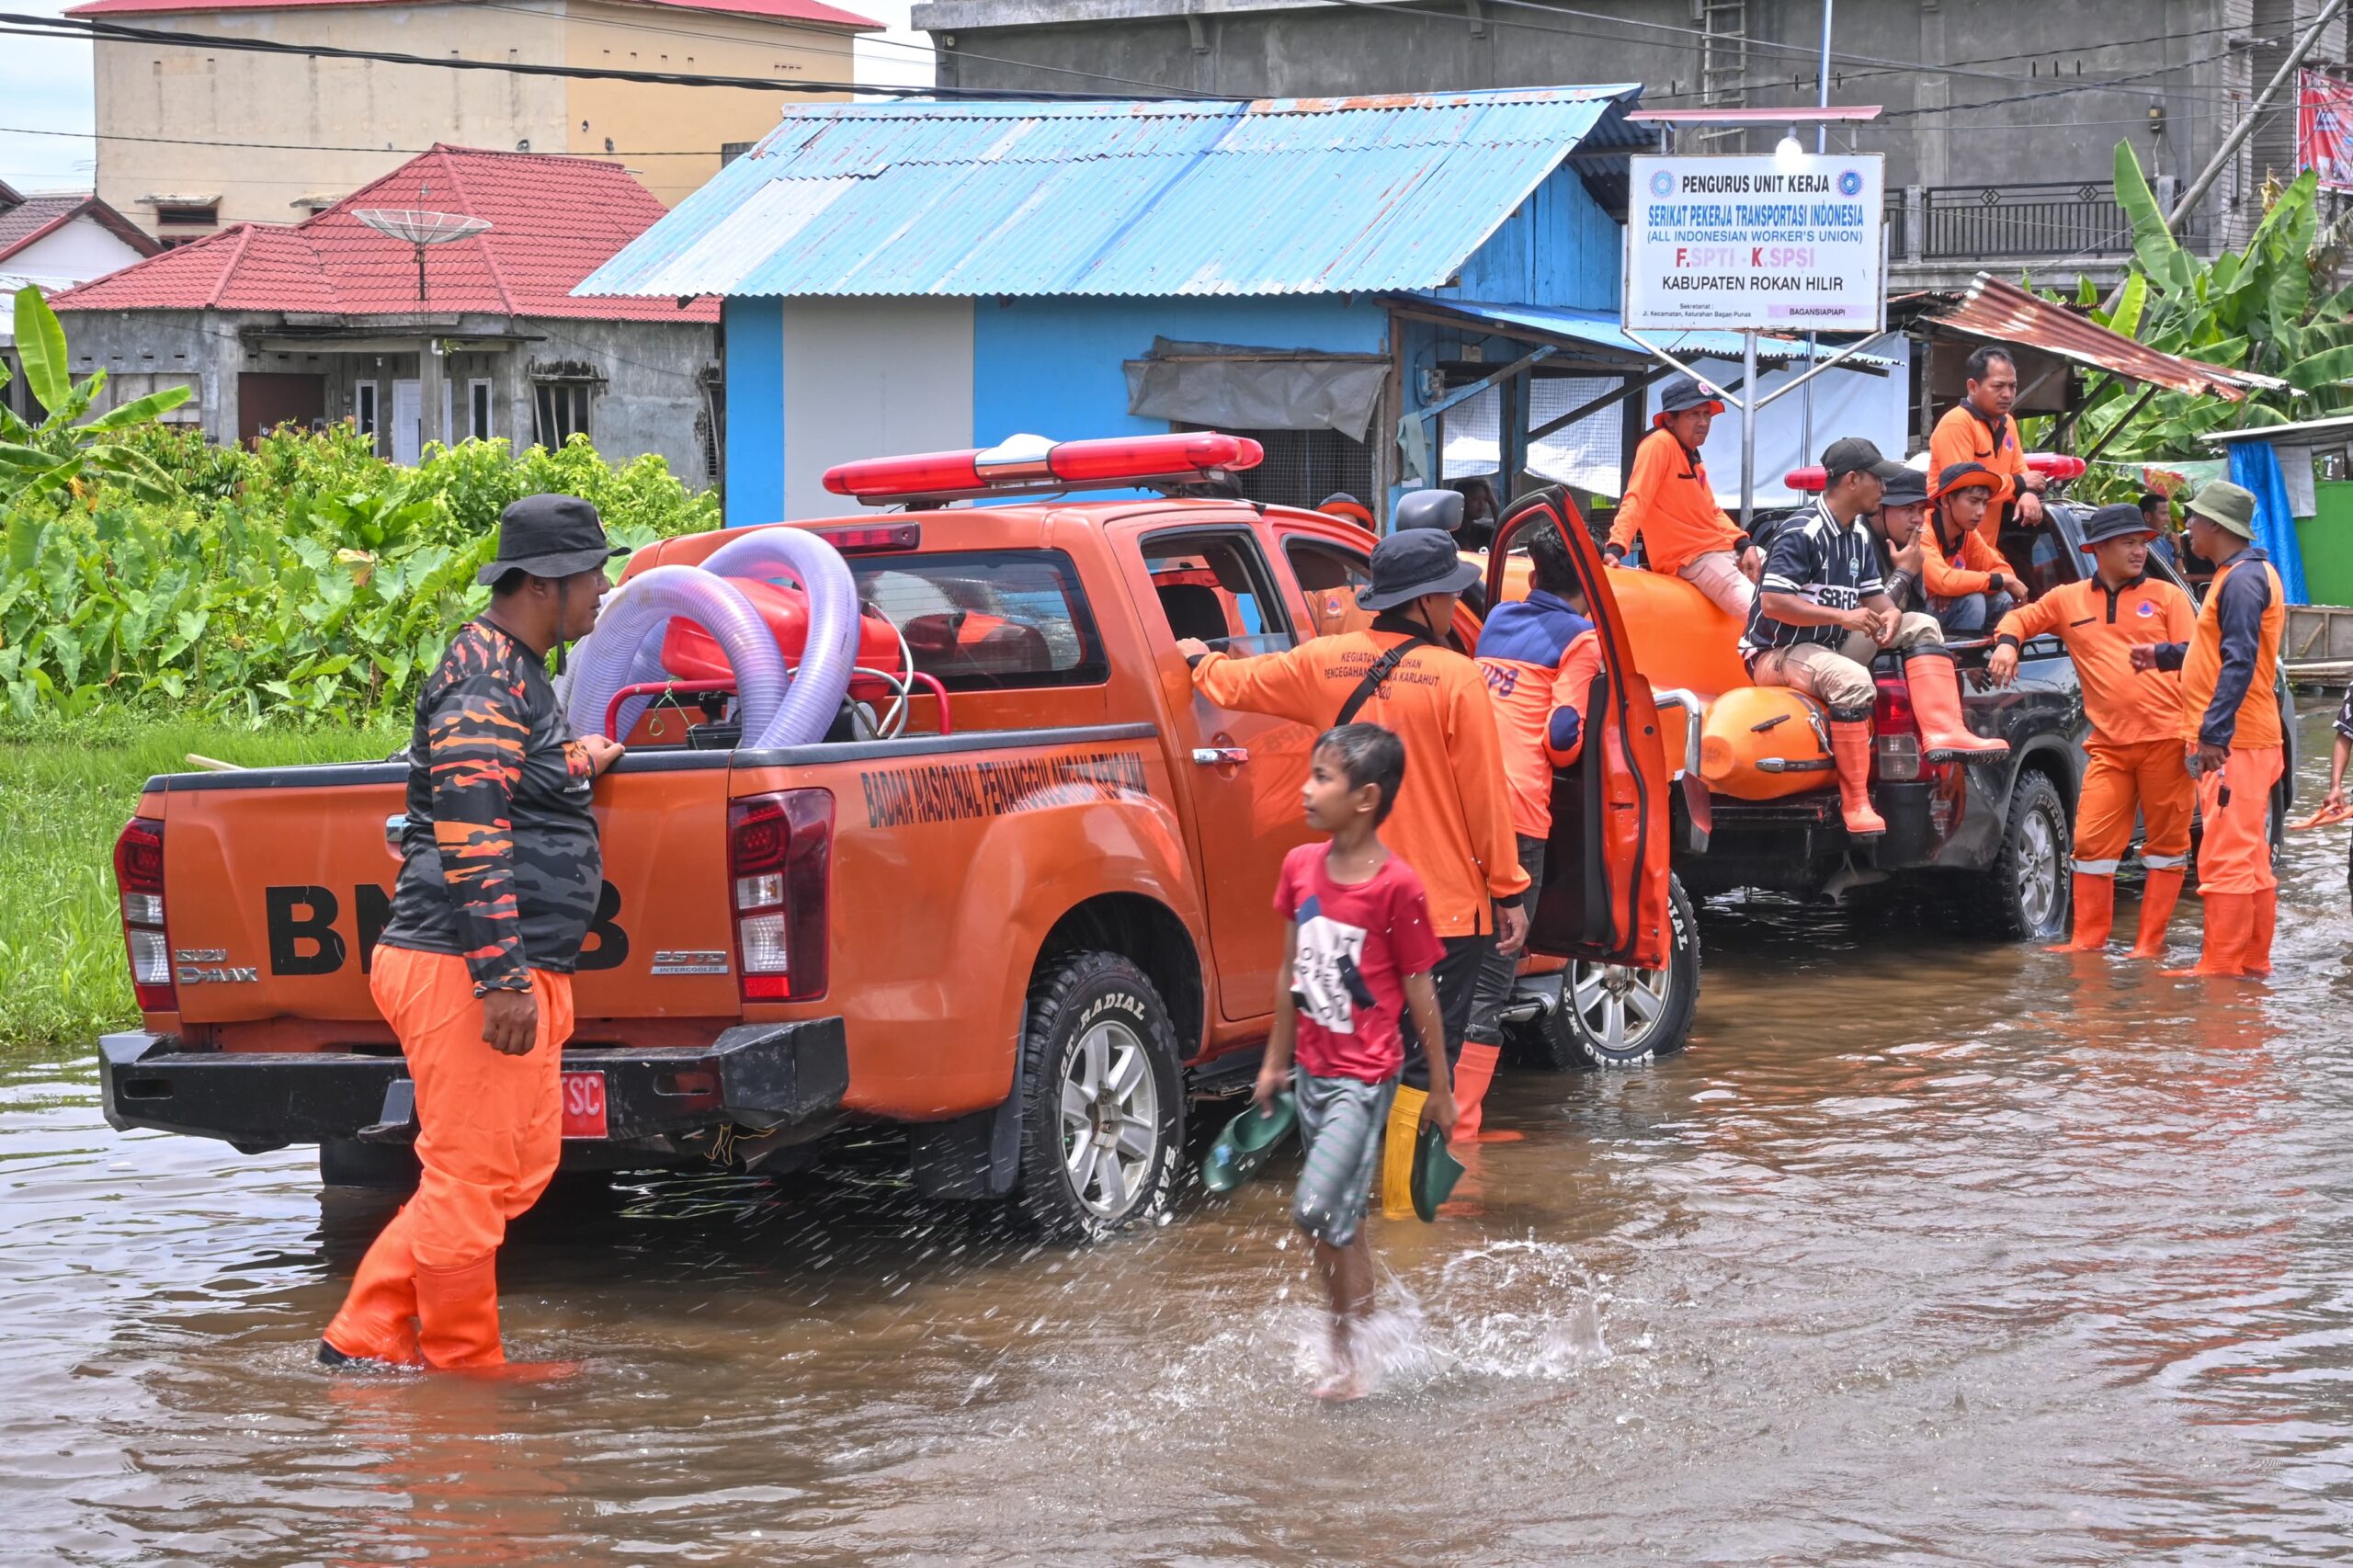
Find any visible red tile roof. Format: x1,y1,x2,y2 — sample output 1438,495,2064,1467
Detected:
0,192,161,265
64,0,881,28
51,146,720,322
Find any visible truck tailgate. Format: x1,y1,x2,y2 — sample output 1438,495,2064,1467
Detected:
152,756,740,1039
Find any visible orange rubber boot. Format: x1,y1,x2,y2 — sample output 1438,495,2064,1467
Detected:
415,1256,505,1370
2164,892,2253,977
2244,888,2277,978
321,1206,425,1368
2128,867,2187,960
1450,1040,1500,1145
1904,653,2010,761
2047,873,2114,952
1828,718,1886,838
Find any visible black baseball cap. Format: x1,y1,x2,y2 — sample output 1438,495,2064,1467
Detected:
1821,436,1906,483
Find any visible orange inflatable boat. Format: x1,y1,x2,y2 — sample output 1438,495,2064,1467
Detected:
1484,555,1840,804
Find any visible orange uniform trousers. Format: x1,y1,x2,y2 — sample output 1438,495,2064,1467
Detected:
2197,747,2284,896
2074,740,2195,877
324,945,573,1368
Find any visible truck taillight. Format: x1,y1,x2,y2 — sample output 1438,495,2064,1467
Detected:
727,790,831,1002
1871,677,1949,786
113,815,176,1012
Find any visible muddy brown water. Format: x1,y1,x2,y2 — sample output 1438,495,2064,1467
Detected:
6,710,2353,1566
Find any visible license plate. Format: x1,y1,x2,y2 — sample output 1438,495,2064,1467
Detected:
561,1071,608,1140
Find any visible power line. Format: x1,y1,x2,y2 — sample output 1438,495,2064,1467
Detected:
0,12,1179,101
0,122,748,158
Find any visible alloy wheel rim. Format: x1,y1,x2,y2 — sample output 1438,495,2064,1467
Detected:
1567,958,1672,1057
2019,805,2060,928
1059,1018,1158,1219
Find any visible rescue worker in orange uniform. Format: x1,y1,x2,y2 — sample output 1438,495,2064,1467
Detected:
1462,519,1600,1142
1176,529,1528,1191
1921,462,2030,637
323,496,626,1373
1604,374,1765,619
1988,504,2196,955
2131,481,2288,978
1928,347,2045,543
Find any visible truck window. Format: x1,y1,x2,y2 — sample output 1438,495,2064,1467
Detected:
1283,537,1378,638
853,550,1108,690
1139,530,1295,656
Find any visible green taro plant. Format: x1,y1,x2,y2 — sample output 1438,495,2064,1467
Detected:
0,287,188,506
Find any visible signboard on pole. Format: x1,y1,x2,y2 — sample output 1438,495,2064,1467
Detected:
1625,153,1885,333
2299,70,2353,192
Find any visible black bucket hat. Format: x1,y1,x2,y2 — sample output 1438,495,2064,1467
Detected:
1878,467,1930,508
2078,502,2159,551
1357,528,1483,610
475,494,630,585
1654,373,1726,424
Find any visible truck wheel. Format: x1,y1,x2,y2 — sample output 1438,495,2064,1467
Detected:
1012,951,1185,1242
1518,876,1699,1070
319,1137,419,1191
1949,769,2070,942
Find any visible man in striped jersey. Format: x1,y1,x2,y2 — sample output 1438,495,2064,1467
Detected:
1744,437,2009,839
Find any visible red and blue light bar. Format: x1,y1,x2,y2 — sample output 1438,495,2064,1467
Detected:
822,432,1265,505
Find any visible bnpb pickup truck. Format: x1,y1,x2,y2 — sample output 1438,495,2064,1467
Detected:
98,433,1692,1239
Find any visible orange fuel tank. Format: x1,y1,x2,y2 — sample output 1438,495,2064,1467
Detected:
1698,686,1837,801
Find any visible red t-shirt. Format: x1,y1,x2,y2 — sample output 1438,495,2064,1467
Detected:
1272,842,1448,1084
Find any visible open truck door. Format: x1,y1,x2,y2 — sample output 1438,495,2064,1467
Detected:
1486,487,1678,971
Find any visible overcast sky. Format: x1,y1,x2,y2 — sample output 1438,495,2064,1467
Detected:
0,0,930,194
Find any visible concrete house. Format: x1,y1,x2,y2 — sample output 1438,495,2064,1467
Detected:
51,145,720,477
579,86,1898,523
66,0,882,243
0,182,160,294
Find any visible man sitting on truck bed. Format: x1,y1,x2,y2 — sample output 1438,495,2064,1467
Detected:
1743,437,2010,840
1177,528,1528,1192
1604,373,1765,619
1921,462,2029,639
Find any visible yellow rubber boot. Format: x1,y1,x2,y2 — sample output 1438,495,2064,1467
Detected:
1380,1085,1427,1220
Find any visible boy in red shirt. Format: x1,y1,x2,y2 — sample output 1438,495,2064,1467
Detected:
1256,723,1454,1401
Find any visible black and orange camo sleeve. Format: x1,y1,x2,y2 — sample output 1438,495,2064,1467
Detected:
425,663,537,995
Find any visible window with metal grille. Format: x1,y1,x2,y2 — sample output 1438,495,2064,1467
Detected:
533,381,592,448
721,142,754,166
1192,426,1372,510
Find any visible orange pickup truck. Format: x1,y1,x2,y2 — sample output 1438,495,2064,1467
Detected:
98,437,1691,1238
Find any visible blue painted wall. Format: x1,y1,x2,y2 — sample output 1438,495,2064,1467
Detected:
1434,164,1620,312
722,298,785,524
969,294,1389,448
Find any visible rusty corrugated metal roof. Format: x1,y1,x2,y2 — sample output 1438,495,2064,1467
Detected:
1927,275,2280,400
576,86,1646,301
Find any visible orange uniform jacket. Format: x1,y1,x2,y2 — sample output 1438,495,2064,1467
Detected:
1994,574,2194,745
1606,427,1747,575
1928,403,2029,538
1919,514,2011,600
1192,631,1529,936
2166,551,2285,751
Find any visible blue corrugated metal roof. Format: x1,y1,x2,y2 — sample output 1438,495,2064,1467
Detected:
578,86,1643,300
1405,296,1898,369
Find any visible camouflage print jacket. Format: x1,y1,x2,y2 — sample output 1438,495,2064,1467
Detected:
376,618,602,993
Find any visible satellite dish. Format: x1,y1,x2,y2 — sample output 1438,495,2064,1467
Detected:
351,209,492,304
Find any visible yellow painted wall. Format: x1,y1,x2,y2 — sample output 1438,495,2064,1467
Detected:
89,1,862,240
563,1,858,209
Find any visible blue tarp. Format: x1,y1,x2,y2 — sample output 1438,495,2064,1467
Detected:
2224,440,2311,605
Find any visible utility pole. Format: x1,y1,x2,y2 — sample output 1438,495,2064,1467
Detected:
1800,0,1834,465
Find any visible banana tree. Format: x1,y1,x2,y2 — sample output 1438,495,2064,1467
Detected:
2050,148,2353,472
1,285,189,504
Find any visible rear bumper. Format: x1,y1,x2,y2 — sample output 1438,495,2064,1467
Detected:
97,1020,849,1154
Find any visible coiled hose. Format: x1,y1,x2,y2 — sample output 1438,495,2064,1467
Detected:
565,566,787,746
697,526,860,749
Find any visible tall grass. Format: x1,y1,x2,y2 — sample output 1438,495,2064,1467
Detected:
0,720,403,1055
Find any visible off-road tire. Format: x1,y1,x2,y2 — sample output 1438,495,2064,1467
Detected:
1011,950,1185,1242
319,1137,420,1191
1943,769,2070,942
1508,875,1700,1071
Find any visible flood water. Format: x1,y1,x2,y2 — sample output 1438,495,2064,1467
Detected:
7,709,2353,1566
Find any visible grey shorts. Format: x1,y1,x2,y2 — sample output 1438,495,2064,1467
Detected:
1291,1069,1396,1247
